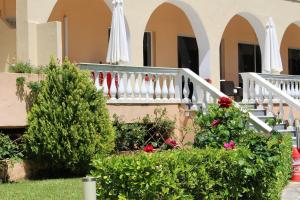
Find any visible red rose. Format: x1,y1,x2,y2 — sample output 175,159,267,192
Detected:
218,97,232,108
211,119,220,127
143,144,154,153
165,138,177,148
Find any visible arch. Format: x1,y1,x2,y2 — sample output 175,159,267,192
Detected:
219,13,265,85
280,22,300,74
143,0,210,78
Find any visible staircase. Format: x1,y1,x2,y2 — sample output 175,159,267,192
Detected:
240,102,298,146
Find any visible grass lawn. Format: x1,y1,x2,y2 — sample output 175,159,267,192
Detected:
0,178,83,200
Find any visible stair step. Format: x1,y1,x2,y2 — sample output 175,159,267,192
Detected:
249,109,266,116
239,103,256,109
273,123,286,131
256,116,275,122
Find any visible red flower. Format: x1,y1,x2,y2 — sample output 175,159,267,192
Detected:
224,140,236,150
143,144,154,153
211,119,220,128
165,138,177,148
218,97,232,108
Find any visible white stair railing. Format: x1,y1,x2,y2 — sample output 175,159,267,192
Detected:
241,73,300,130
80,64,272,133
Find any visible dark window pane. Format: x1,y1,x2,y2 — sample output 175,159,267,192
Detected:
143,32,152,66
289,49,300,75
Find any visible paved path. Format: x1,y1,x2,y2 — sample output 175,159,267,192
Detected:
282,182,300,200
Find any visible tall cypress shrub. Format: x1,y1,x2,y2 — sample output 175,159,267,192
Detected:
24,60,115,175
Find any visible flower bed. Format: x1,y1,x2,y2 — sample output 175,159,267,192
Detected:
91,133,291,199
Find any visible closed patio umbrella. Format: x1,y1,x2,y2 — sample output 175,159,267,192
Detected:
106,0,130,64
264,17,283,74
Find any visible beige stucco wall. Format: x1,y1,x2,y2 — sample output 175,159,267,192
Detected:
145,3,194,68
13,0,300,87
280,23,300,74
48,0,112,64
221,15,259,86
0,73,41,127
0,19,16,71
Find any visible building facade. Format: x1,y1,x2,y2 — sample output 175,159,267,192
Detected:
1,0,300,86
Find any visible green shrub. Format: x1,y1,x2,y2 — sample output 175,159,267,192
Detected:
113,108,175,152
0,134,23,161
194,99,250,148
9,62,33,73
24,60,115,175
91,134,291,200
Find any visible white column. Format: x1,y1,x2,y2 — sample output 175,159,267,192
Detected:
162,74,169,100
155,74,162,100
110,72,117,100
103,72,109,96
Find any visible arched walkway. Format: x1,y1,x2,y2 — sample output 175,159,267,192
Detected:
143,0,210,78
48,0,112,64
280,23,300,75
220,14,263,86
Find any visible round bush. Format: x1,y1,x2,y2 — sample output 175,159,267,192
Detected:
24,60,115,175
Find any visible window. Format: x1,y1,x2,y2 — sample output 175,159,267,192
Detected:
288,48,300,75
238,43,261,86
143,32,152,66
178,36,199,74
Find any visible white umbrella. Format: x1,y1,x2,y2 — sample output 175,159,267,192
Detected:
263,17,283,74
106,0,130,64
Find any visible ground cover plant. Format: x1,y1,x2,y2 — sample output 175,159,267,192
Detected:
24,60,115,175
0,178,82,200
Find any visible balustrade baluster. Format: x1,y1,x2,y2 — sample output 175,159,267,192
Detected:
134,73,141,98
295,81,300,99
118,72,125,100
162,74,169,100
287,81,292,96
183,76,189,103
278,99,284,120
155,74,162,100
110,72,117,100
257,85,263,110
140,73,148,99
288,108,295,131
169,75,175,100
103,72,109,97
126,73,133,99
148,74,155,100
267,91,274,116
249,79,255,103
95,71,101,91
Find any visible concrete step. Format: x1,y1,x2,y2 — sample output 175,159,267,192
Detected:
249,109,266,116
239,102,256,110
256,115,275,122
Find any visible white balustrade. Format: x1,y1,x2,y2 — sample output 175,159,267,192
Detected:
79,64,272,134
241,73,300,130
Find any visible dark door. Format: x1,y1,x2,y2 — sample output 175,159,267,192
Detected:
178,36,199,101
143,32,152,66
238,43,262,86
289,48,300,75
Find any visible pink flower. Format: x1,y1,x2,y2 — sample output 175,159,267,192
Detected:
143,144,154,153
211,119,220,128
218,97,232,108
165,138,177,148
224,140,236,150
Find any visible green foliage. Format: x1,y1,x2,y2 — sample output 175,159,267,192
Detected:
9,62,32,73
113,108,175,152
0,134,23,161
16,77,26,86
24,60,115,175
91,134,291,200
194,103,250,148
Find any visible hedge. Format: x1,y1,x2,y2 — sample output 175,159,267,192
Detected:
91,134,291,200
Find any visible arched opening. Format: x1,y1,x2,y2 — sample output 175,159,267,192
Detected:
220,14,262,87
144,3,198,72
48,0,112,64
280,23,300,75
